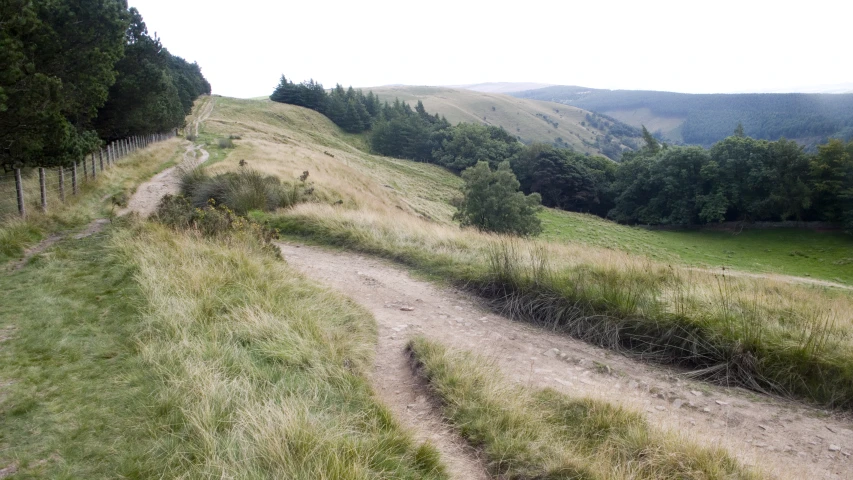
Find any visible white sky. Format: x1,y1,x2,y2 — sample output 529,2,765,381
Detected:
129,0,852,98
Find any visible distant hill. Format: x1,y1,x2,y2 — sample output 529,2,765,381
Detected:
449,82,553,94
368,85,641,159
512,86,853,148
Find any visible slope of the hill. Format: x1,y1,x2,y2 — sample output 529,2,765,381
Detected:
200,97,462,222
199,97,851,284
366,86,640,159
513,86,853,147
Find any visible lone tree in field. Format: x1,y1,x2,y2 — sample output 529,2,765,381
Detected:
454,160,543,236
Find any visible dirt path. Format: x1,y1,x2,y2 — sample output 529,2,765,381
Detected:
277,242,853,480
120,143,209,217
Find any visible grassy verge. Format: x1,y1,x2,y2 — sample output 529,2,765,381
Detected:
407,337,762,479
268,205,853,408
0,138,186,263
109,221,446,478
541,209,853,284
0,223,158,477
1,219,446,478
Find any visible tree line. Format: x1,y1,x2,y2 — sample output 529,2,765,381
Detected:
0,0,210,170
271,77,853,234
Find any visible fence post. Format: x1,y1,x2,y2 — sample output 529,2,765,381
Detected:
15,168,25,218
83,155,88,179
72,162,78,195
58,167,65,202
39,167,47,212
99,149,104,171
91,153,97,179
108,144,113,165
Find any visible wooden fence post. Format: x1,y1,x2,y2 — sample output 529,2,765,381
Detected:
72,162,78,195
58,167,65,202
99,150,104,171
108,144,113,165
39,167,47,212
15,168,25,218
91,153,97,179
83,155,88,179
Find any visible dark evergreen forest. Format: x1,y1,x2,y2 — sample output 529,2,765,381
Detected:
272,77,853,234
0,0,210,169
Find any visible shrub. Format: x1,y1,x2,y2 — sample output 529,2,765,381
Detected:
179,168,309,214
454,160,542,236
186,133,197,141
154,194,278,249
218,137,235,149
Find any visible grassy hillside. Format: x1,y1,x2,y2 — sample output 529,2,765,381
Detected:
197,96,853,284
367,86,640,158
513,86,853,147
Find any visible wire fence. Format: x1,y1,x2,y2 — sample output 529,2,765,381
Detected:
0,132,176,220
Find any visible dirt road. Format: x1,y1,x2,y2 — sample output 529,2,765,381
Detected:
277,242,853,479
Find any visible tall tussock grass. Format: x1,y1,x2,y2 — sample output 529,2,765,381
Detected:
407,337,763,479
180,167,306,214
272,204,853,408
112,222,446,478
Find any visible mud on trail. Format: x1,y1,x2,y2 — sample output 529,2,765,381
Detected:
277,242,853,480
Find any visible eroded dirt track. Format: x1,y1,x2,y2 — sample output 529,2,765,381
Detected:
277,242,853,480
120,143,208,217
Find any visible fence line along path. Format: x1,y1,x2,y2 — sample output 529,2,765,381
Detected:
1,132,176,219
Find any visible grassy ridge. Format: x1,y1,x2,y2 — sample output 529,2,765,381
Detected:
269,205,853,408
407,337,761,479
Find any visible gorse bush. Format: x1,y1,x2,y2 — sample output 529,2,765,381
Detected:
179,168,309,214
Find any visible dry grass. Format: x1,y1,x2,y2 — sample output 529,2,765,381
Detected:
407,337,763,479
197,97,462,222
271,204,853,407
111,222,446,478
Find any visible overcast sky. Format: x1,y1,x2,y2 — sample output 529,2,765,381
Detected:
129,0,851,98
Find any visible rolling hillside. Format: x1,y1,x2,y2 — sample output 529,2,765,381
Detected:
202,97,851,284
513,85,853,147
366,85,641,159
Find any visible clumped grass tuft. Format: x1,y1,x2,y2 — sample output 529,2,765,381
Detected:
217,137,235,148
109,222,447,478
270,205,853,408
179,167,308,214
407,337,764,479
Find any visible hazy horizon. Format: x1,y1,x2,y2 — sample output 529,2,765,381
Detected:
129,0,852,99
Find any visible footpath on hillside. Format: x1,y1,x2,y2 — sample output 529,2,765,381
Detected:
276,241,853,480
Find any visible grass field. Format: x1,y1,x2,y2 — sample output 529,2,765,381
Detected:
541,209,853,285
368,85,636,156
